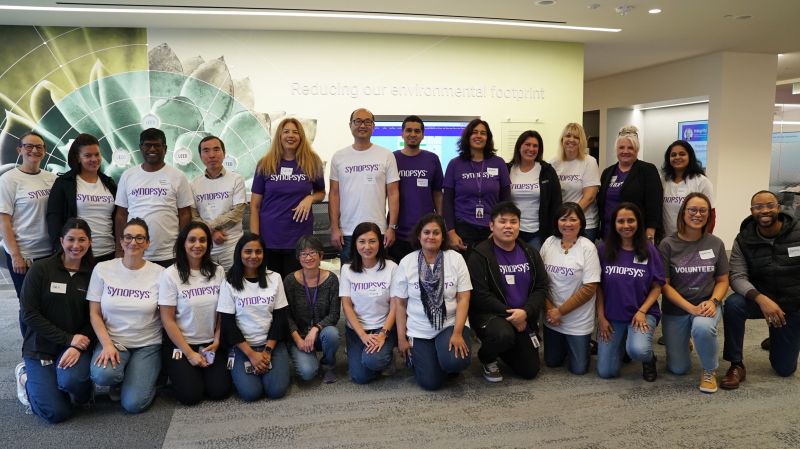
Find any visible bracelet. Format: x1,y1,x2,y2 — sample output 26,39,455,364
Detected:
264,346,273,354
69,345,83,352
636,310,646,315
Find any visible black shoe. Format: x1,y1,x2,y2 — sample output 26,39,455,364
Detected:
657,335,665,345
642,355,657,382
590,339,598,355
761,337,770,351
623,352,632,363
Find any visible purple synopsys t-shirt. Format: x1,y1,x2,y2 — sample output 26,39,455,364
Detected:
493,243,531,309
394,150,443,241
443,155,510,227
603,166,629,237
252,160,325,249
598,242,665,322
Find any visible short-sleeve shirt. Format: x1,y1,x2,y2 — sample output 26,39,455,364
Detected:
75,177,115,257
551,156,601,229
509,164,542,233
158,264,225,344
602,167,629,236
391,250,472,339
329,145,399,235
394,150,443,241
0,168,56,258
115,165,194,261
493,243,532,309
191,170,247,262
661,175,714,237
443,155,511,227
598,243,665,322
339,260,397,330
216,272,288,347
658,233,728,315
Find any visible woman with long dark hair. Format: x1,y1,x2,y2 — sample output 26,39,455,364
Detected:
661,140,714,237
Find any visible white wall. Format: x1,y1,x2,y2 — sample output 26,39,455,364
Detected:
640,103,709,165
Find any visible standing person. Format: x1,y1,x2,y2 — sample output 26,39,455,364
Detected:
88,218,164,414
284,235,340,384
390,115,443,262
598,126,663,242
720,191,800,389
115,128,193,267
158,222,231,405
251,118,325,277
16,218,94,423
0,131,56,299
507,130,562,251
596,203,665,381
658,193,729,393
444,119,511,255
191,136,246,271
661,140,714,238
329,108,400,264
217,233,291,402
392,214,472,391
540,203,601,375
340,222,398,384
551,123,602,242
467,202,548,382
47,133,117,262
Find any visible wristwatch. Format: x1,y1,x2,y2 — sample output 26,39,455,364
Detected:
264,346,273,353
711,298,721,306
388,224,398,230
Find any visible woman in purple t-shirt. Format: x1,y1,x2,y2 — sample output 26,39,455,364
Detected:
596,202,665,381
250,118,326,278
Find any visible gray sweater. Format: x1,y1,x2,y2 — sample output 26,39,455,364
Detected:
283,272,341,337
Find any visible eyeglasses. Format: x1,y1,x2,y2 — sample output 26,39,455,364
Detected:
122,235,147,244
298,251,320,259
618,131,638,137
140,143,165,150
21,143,45,150
351,119,374,127
750,202,778,212
687,207,709,216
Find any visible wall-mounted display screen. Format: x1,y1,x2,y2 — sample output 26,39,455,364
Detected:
372,115,479,165
678,120,709,168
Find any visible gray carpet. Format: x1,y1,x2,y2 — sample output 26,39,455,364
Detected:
1,285,799,448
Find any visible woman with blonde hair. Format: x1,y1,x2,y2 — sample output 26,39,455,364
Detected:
250,118,326,278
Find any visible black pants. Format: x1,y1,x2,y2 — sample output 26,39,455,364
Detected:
454,221,490,261
387,239,414,263
265,248,300,279
151,258,175,268
474,317,540,379
163,340,232,405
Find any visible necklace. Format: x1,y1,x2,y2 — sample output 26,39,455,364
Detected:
561,239,576,254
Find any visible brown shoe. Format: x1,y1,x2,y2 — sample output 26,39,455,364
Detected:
720,363,746,390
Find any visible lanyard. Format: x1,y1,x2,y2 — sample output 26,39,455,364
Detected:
471,159,485,203
302,270,321,320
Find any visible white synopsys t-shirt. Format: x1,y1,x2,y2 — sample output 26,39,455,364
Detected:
550,156,601,230
329,144,399,235
216,271,288,347
190,171,247,269
0,168,56,259
510,164,542,233
158,264,225,345
115,165,194,261
339,260,397,330
87,259,164,348
540,236,601,336
75,177,115,257
391,250,472,339
662,175,714,238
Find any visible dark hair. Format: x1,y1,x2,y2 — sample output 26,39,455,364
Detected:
123,217,150,241
17,131,46,147
197,135,225,155
662,140,705,181
676,192,712,235
457,119,495,160
401,115,425,132
552,202,586,238
174,221,217,284
348,222,387,273
604,202,649,262
491,201,521,220
140,128,166,145
412,213,450,251
295,235,324,259
67,133,100,172
227,233,268,291
58,217,95,267
349,108,375,122
511,130,544,166
751,190,779,204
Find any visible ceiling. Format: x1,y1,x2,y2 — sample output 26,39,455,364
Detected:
1,0,800,81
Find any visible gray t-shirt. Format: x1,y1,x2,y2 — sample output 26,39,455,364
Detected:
658,233,729,315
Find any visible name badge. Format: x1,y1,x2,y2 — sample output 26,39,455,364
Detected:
487,167,499,176
280,167,293,176
365,173,376,185
633,257,648,265
788,246,800,258
50,282,67,294
505,274,515,285
699,249,715,260
416,178,428,187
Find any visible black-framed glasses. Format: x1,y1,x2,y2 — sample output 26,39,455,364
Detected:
122,234,147,244
351,119,374,127
687,207,709,216
751,202,778,212
21,143,45,150
140,142,166,150
298,251,320,259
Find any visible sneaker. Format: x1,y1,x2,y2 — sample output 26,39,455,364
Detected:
642,355,657,382
761,337,770,351
699,370,718,393
482,362,503,382
657,335,665,345
15,362,29,407
321,365,338,384
720,363,746,390
108,385,121,402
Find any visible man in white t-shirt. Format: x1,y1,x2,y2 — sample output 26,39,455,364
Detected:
190,136,246,270
115,128,193,266
328,108,400,264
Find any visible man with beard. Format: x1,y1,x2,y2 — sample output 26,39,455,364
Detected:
721,190,800,389
115,128,193,267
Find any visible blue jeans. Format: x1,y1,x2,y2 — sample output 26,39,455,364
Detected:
345,326,397,384
662,311,720,374
518,231,542,252
596,315,656,378
24,348,93,423
543,326,591,375
723,293,800,377
583,227,598,243
289,326,340,381
340,235,353,265
231,343,290,401
410,326,472,390
90,343,161,414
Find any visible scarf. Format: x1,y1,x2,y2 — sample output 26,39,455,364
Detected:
418,250,446,330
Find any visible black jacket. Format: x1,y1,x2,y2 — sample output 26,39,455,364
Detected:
598,160,663,239
507,160,563,239
467,238,549,332
46,169,117,252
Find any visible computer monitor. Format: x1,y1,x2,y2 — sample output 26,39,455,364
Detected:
371,115,479,165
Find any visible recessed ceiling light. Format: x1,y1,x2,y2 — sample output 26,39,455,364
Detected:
648,8,662,14
735,15,752,20
536,0,557,6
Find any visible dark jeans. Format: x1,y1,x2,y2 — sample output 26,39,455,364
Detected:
94,251,116,263
25,348,93,424
410,326,472,390
345,327,396,384
163,340,232,405
387,239,414,264
454,221,490,260
151,258,175,268
265,248,300,279
474,317,540,379
723,293,800,377
543,326,591,375
340,236,353,265
5,250,46,336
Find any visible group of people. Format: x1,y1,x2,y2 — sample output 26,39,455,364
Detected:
4,109,798,425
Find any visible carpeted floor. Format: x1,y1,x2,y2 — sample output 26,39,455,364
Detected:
1,283,798,449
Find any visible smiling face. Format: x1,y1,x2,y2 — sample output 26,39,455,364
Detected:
669,145,689,173
280,121,301,153
470,123,488,152
562,131,581,160
18,134,46,166
184,227,208,266
682,196,710,232
418,221,444,253
199,138,224,172
616,137,638,166
490,213,520,247
558,211,581,241
614,208,638,241
750,192,780,230
140,138,166,166
78,144,102,175
519,136,540,164
356,231,380,264
402,121,424,150
60,228,91,263
349,109,374,141
121,224,149,258
240,240,264,272
297,247,322,270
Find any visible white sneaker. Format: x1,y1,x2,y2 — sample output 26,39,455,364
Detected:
482,362,503,382
15,362,30,407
